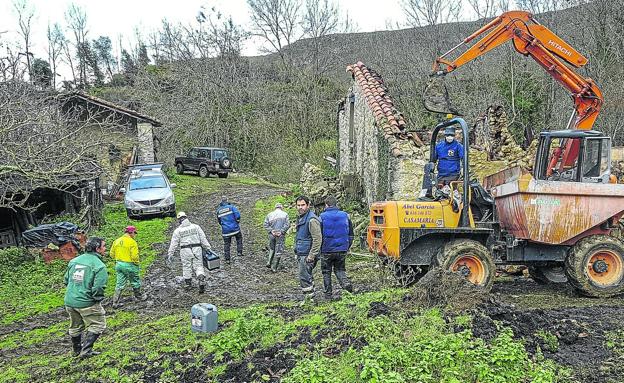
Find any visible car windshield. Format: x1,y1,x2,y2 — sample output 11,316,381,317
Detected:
129,176,167,190
213,150,227,160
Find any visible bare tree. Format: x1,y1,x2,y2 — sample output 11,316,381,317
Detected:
13,0,35,82
301,0,339,74
402,0,462,27
247,0,302,63
65,4,89,88
47,23,65,89
468,0,497,19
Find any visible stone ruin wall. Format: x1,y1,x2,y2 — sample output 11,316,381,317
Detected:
338,84,380,205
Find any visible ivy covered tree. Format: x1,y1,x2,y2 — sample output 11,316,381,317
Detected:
31,58,52,88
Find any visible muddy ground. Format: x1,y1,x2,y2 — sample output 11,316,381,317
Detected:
3,180,624,382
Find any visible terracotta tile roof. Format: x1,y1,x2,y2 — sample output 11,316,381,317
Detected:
62,91,162,127
346,61,423,157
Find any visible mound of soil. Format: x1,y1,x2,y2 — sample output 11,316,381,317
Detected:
409,267,488,311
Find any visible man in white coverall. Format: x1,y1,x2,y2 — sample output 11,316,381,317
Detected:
166,211,211,293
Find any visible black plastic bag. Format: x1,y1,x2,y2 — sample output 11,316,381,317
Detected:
21,222,79,248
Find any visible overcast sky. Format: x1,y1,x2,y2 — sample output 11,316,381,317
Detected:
0,0,410,54
0,0,487,83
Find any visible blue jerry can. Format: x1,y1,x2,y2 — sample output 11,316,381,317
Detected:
191,303,218,333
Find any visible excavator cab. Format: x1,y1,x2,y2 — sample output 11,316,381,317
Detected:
534,130,613,183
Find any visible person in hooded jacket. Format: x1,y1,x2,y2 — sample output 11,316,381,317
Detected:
216,196,243,264
166,212,212,293
319,196,353,300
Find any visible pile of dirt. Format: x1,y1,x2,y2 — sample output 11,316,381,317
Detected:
408,267,489,311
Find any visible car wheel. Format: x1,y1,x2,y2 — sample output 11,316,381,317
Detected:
199,166,209,178
176,163,184,174
218,173,228,178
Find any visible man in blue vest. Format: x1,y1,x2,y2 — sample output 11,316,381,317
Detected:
319,196,353,300
294,195,322,300
216,196,243,264
434,126,464,185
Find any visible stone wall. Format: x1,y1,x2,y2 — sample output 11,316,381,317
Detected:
137,122,155,164
338,84,380,205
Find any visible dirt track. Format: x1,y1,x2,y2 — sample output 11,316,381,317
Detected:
127,183,305,313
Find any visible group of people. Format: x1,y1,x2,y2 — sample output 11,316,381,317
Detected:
62,193,354,358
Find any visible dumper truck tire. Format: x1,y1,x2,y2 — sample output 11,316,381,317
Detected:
565,235,624,298
434,239,495,291
528,265,568,284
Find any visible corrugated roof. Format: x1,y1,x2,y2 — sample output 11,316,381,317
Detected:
346,61,423,157
63,91,162,127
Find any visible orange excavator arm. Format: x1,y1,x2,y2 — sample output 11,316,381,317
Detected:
432,10,603,171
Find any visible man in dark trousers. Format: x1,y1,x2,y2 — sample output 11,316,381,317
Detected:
216,196,243,264
294,195,322,302
434,126,464,186
319,196,353,300
64,236,108,358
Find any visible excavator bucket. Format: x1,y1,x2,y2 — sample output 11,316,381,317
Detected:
422,75,461,115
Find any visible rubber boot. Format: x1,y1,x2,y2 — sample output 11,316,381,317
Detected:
71,335,82,357
266,249,274,268
184,279,192,290
271,255,281,273
112,290,123,308
133,288,147,301
79,332,101,358
197,275,206,294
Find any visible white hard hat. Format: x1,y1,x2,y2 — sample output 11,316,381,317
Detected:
176,211,187,219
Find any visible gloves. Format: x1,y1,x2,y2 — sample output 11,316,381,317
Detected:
306,254,316,264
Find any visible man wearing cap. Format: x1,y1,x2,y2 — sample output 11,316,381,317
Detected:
166,212,211,293
110,226,146,308
64,236,108,358
263,202,290,272
216,196,243,264
433,126,464,185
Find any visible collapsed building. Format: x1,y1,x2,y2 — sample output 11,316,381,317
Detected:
336,62,530,206
0,92,161,249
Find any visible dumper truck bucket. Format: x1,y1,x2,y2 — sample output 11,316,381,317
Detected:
422,75,462,115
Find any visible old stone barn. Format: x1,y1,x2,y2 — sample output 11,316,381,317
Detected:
0,92,162,248
337,62,427,205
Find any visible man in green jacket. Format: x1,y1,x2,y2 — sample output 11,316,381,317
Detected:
64,236,109,358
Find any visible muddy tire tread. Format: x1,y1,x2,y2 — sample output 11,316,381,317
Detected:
565,235,624,298
434,239,495,292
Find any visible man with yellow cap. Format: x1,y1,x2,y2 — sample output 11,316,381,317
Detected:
110,226,147,308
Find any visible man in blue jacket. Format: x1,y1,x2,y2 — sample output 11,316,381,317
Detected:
434,126,464,185
216,196,243,264
319,196,353,300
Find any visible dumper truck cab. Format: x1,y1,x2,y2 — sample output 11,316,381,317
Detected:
368,117,624,297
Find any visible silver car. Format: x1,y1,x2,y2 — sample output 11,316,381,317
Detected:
122,164,176,219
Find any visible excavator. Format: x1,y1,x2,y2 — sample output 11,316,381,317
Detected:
367,10,624,297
